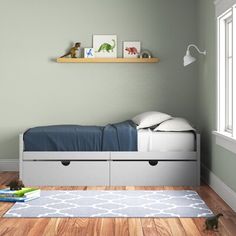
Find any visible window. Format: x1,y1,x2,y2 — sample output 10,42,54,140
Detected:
217,6,235,136
214,4,236,153
224,14,233,133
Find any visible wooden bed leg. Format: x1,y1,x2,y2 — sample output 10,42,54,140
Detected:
19,134,23,180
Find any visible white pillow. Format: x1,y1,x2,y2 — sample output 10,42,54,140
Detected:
132,111,171,129
154,117,195,131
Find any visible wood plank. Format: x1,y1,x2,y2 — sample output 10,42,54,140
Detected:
114,218,129,236
41,219,59,236
0,171,18,186
179,218,202,236
99,218,115,236
27,219,50,236
0,219,17,236
126,186,136,190
153,218,172,236
85,218,102,236
58,218,90,236
56,57,159,63
0,202,13,217
0,218,40,236
141,218,158,236
13,219,38,236
157,218,187,236
128,218,143,236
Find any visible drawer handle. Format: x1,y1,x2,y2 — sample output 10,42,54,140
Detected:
149,160,158,166
61,160,70,166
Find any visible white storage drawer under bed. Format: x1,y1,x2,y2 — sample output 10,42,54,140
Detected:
110,160,197,186
22,160,109,186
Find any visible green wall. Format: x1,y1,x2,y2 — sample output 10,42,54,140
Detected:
0,0,198,159
197,0,236,192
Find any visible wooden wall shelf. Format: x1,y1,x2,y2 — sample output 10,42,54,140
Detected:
56,58,160,63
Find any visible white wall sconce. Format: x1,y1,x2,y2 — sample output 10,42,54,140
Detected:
183,44,206,66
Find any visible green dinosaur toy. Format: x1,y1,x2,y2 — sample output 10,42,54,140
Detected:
205,213,223,230
97,39,115,53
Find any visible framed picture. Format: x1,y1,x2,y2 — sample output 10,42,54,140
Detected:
123,41,141,58
93,35,117,58
84,48,95,58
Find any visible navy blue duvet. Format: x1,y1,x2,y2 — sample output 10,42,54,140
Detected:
23,120,137,151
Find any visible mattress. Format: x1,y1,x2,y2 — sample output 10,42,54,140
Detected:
138,129,195,152
23,125,195,152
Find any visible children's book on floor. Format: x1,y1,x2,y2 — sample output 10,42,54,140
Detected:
0,188,40,202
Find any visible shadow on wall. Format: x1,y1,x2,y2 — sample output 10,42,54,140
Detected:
49,41,75,62
0,134,19,158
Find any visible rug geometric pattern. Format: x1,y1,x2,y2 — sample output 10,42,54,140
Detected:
4,190,213,218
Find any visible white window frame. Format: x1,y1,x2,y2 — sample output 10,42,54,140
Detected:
213,4,236,153
225,16,233,133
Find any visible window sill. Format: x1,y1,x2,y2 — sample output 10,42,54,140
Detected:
212,131,236,154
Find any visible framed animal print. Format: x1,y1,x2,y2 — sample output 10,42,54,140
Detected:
93,35,117,58
123,41,141,58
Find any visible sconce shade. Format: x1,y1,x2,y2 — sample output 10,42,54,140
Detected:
183,44,206,67
183,50,196,66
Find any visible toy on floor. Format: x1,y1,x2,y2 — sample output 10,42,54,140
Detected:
7,179,25,190
205,213,223,230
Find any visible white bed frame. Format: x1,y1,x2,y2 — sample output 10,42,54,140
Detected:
19,134,200,186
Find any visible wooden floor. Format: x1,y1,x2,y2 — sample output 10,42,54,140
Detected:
0,172,236,236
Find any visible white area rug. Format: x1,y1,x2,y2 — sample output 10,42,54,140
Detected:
4,190,213,218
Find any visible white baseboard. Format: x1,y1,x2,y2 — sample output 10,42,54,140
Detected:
201,164,236,212
0,159,19,171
